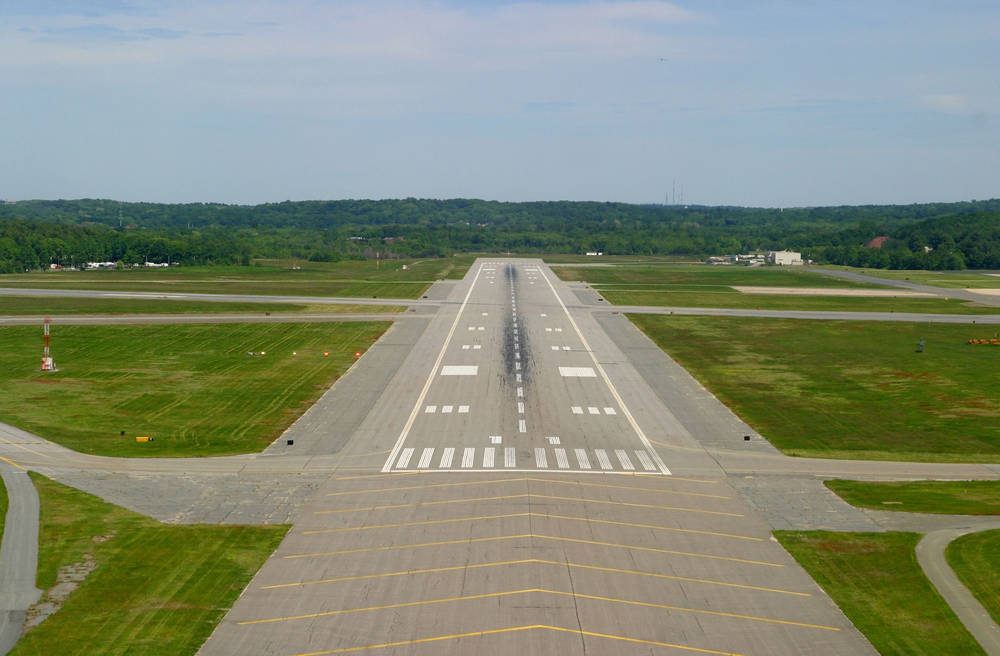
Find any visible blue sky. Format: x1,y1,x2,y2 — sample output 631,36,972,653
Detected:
1,0,997,206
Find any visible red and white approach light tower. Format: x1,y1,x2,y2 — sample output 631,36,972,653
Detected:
41,317,57,371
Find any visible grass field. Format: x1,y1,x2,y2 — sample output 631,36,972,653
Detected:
775,531,984,655
554,264,1000,313
0,257,471,299
947,529,1000,626
823,266,1000,289
629,315,1000,462
0,295,402,315
11,473,286,656
0,322,389,457
826,480,1000,515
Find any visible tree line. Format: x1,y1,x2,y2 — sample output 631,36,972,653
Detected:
1,198,998,273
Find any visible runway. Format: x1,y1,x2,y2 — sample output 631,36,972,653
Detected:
197,260,876,655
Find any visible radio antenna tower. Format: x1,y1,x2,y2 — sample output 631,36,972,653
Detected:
41,317,57,371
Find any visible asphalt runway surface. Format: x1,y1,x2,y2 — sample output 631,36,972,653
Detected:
197,260,876,656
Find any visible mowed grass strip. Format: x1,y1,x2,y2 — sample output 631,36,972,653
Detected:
823,266,1000,289
0,257,467,299
0,295,402,315
775,531,985,656
629,315,1000,461
826,480,1000,515
554,263,1000,313
11,473,287,656
0,322,389,457
947,529,1000,626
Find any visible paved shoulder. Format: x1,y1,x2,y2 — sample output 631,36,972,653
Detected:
0,463,43,654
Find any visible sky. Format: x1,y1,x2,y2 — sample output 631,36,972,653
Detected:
1,0,998,207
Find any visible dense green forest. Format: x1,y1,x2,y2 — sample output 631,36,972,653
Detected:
0,198,998,273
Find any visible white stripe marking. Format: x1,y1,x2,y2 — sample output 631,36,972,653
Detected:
575,449,591,469
490,435,502,444
595,449,613,470
562,346,571,351
461,344,470,350
534,448,548,468
546,436,560,445
442,405,453,414
551,346,559,351
555,328,562,332
425,405,437,414
417,448,434,469
473,345,482,350
505,447,516,468
559,367,596,378
554,448,569,469
518,419,526,433
604,407,617,415
517,402,524,413
516,373,522,383
439,447,454,468
615,449,635,471
517,387,524,397
458,405,470,414
478,326,485,331
461,448,475,468
483,447,495,468
396,448,415,469
546,328,552,332
441,365,479,376
571,406,583,415
635,450,657,471
588,407,600,415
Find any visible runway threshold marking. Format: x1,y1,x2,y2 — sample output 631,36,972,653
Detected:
313,493,741,517
381,264,485,472
291,530,779,566
262,557,810,596
538,266,672,475
287,625,744,656
239,588,837,630
338,474,719,499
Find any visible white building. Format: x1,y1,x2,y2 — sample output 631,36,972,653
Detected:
766,250,803,266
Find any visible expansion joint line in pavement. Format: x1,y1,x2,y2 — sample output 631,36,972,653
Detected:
238,587,839,631
381,263,485,472
324,476,729,499
312,492,742,516
537,266,672,474
261,557,810,596
288,624,745,656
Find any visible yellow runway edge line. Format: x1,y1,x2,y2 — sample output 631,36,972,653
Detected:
238,587,838,630
262,557,810,596
289,624,744,656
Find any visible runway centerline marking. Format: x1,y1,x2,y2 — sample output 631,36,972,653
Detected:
382,264,485,471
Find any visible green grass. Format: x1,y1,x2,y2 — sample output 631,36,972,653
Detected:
0,295,402,315
0,322,389,457
0,257,470,299
947,529,1000,626
12,472,286,656
775,531,985,656
0,472,7,538
629,315,1000,462
542,254,698,264
826,480,1000,515
553,263,1000,313
553,263,890,288
823,266,1000,289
